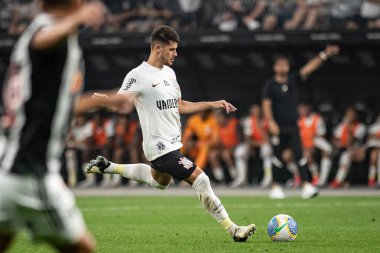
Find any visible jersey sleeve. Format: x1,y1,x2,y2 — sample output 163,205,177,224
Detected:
118,70,141,95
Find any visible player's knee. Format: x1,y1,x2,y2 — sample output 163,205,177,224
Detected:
193,173,212,193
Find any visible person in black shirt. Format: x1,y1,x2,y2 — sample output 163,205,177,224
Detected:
262,45,340,199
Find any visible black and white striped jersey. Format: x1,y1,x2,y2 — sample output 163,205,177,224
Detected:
0,13,83,176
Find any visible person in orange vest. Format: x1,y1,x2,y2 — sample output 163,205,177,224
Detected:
298,102,333,186
366,113,380,187
232,104,273,188
330,107,366,188
89,113,114,187
182,110,222,181
111,114,141,186
215,111,240,182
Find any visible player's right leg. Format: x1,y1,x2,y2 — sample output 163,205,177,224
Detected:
86,156,169,189
185,168,256,242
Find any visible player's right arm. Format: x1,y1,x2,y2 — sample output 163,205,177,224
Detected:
31,2,105,50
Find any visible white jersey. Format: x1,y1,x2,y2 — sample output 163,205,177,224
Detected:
118,62,182,161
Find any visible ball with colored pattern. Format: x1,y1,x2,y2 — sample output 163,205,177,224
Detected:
267,214,298,241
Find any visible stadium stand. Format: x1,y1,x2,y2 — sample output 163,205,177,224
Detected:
1,0,380,188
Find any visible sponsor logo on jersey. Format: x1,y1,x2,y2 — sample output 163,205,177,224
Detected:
152,83,160,87
156,99,179,110
123,78,136,91
178,157,193,169
156,141,166,151
171,135,181,144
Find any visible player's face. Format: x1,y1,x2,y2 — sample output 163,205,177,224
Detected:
273,58,290,75
160,41,178,66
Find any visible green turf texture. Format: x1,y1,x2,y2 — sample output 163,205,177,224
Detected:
7,196,380,253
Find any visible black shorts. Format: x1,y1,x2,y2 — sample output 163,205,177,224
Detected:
150,150,197,181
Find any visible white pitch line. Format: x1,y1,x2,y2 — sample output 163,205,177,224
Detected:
80,201,380,212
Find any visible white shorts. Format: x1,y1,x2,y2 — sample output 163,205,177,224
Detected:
0,173,86,245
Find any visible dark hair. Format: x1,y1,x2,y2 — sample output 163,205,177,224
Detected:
42,0,74,8
274,55,290,64
151,25,180,46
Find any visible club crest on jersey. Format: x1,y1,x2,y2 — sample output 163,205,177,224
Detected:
156,141,166,151
178,157,193,169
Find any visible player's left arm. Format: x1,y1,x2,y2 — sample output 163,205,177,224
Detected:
178,99,237,115
299,45,340,81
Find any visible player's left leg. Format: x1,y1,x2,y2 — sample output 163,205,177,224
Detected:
185,168,256,242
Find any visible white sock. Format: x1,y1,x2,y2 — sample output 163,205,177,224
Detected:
213,167,224,181
368,165,376,180
234,157,247,183
192,173,235,231
287,162,298,175
309,163,319,177
336,151,351,183
263,158,272,180
105,162,167,189
319,157,331,185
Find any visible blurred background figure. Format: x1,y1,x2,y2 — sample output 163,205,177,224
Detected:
233,104,273,188
65,114,93,187
298,102,333,187
365,113,380,187
262,45,340,199
215,111,240,183
361,0,380,29
330,107,367,188
328,0,362,30
182,110,222,181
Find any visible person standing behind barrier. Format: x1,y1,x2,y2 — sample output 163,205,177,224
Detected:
262,45,340,199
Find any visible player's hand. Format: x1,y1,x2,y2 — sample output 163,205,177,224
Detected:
324,45,340,58
76,1,106,28
211,100,237,113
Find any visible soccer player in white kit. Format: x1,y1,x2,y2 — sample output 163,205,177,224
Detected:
86,25,256,242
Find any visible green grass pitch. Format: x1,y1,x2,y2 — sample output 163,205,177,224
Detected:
7,196,380,252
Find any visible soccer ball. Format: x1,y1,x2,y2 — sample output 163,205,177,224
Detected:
267,214,298,241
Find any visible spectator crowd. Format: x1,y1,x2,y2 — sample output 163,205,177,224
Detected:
1,0,380,34
55,103,380,189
